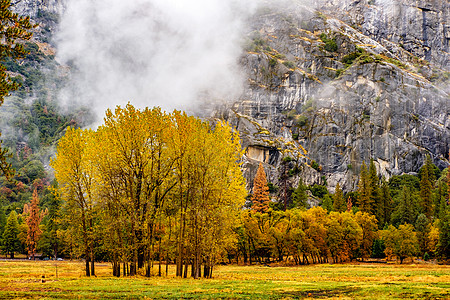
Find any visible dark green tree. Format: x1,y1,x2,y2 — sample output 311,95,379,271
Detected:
438,204,450,259
419,158,433,219
357,162,373,214
391,186,417,226
321,194,333,212
369,159,382,221
332,183,346,212
291,178,307,209
2,211,21,258
414,213,430,257
0,206,6,236
380,177,392,227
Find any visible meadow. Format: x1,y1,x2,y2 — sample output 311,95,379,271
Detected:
0,260,449,299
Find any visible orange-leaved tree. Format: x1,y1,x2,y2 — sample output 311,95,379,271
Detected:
23,188,46,260
251,162,270,213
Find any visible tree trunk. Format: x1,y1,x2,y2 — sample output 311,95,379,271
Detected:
85,258,90,277
90,250,95,276
183,258,189,278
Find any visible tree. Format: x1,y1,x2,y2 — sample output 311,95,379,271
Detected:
332,183,345,212
327,211,362,262
357,162,373,214
380,177,392,227
23,188,45,259
0,0,34,178
369,159,382,222
391,186,417,226
414,213,430,257
354,211,378,260
321,194,333,212
291,178,307,209
382,224,418,264
2,211,21,258
252,163,270,213
51,127,97,276
438,203,450,258
52,105,247,278
0,206,6,236
419,157,433,219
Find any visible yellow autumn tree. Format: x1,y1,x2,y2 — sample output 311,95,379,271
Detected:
52,104,247,278
51,127,97,276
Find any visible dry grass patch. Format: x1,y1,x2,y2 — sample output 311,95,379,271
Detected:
0,260,448,299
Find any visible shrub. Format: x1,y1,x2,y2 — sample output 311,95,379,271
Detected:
320,33,338,52
342,51,362,66
311,160,320,171
269,58,277,68
309,184,329,198
295,115,308,127
282,156,293,163
282,61,295,69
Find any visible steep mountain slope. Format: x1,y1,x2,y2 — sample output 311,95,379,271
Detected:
216,0,449,195
5,0,450,199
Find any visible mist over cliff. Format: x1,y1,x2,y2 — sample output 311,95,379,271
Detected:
55,0,261,116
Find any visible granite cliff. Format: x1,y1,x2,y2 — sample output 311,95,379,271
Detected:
214,0,449,198
9,0,450,198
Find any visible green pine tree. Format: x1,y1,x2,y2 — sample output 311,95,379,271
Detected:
357,162,373,214
380,177,392,227
438,204,450,259
2,211,21,258
420,158,433,219
291,178,308,209
321,194,333,212
369,159,382,220
391,186,417,226
0,206,6,236
332,183,346,212
415,213,430,256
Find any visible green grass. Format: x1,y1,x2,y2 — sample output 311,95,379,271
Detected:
0,260,449,299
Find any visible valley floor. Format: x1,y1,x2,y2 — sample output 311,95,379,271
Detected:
0,260,449,299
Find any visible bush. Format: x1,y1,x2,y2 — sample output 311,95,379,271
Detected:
282,156,293,163
267,182,279,193
311,160,320,171
320,33,338,52
324,40,338,52
372,239,386,258
282,61,295,69
295,115,308,127
342,51,362,66
309,184,329,198
269,58,277,68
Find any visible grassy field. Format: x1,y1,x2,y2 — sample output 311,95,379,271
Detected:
0,260,449,299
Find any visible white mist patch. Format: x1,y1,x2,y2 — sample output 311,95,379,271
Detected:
56,0,258,118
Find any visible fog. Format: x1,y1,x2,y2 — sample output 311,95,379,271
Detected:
56,0,261,118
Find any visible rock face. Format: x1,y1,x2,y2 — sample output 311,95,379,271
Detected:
216,0,450,196
318,0,449,71
12,0,64,17
10,0,449,198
